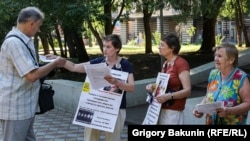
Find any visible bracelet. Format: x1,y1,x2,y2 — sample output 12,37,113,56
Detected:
171,93,174,100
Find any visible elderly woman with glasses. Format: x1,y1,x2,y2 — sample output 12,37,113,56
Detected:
145,33,191,125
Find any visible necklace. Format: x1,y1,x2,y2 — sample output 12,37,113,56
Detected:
162,55,177,73
105,57,121,69
167,55,177,66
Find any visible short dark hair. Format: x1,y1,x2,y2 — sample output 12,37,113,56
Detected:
102,34,122,53
161,33,181,54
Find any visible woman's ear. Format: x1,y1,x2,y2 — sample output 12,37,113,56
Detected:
116,48,120,53
229,57,235,64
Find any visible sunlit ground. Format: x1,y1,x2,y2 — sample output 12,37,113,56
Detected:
85,44,248,55
85,44,200,55
40,43,249,56
44,44,249,81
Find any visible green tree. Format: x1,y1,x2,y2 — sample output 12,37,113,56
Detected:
186,25,196,44
0,0,90,62
220,0,250,47
0,0,22,44
86,0,129,52
141,0,154,54
133,0,169,54
169,0,226,53
35,0,89,62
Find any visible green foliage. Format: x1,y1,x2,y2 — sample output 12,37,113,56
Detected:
168,0,193,22
152,31,161,45
220,0,250,19
0,0,23,44
215,34,225,45
185,25,196,44
127,39,137,46
219,0,235,19
169,0,226,20
186,26,196,37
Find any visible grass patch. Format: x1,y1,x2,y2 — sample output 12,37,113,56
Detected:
86,44,201,55
49,44,249,82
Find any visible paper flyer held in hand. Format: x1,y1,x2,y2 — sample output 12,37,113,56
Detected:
39,55,56,62
142,72,170,125
83,63,111,90
195,101,224,114
72,69,128,133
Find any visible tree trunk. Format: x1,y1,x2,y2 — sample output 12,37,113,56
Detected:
235,6,242,47
38,31,50,55
104,0,113,35
65,32,77,58
54,26,63,55
34,35,39,60
87,18,103,52
199,17,216,53
47,32,57,55
63,34,68,58
40,36,50,55
143,5,153,54
62,27,74,58
236,0,250,47
73,32,89,62
63,26,89,62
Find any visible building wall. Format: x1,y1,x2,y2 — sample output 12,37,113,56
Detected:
123,16,195,44
117,15,249,45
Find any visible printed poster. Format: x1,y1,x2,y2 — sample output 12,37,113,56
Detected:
142,72,170,125
72,69,128,133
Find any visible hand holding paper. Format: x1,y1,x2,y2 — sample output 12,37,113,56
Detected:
39,55,56,62
84,63,111,90
195,101,224,114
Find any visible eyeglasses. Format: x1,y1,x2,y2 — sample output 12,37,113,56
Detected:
159,43,165,48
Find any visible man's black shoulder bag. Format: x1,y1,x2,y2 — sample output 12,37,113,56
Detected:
5,35,55,115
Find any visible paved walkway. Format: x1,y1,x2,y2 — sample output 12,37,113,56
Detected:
0,109,128,141
0,85,207,141
0,95,249,140
0,94,206,141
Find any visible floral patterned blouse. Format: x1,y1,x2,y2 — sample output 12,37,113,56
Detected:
205,68,249,125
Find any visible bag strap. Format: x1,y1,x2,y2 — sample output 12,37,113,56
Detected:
5,35,44,84
5,35,38,66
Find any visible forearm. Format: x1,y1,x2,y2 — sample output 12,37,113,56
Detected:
115,80,135,93
63,61,86,73
169,88,191,100
26,62,57,82
225,102,250,115
63,61,75,72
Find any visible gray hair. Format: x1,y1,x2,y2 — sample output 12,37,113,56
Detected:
17,7,44,23
213,42,238,67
